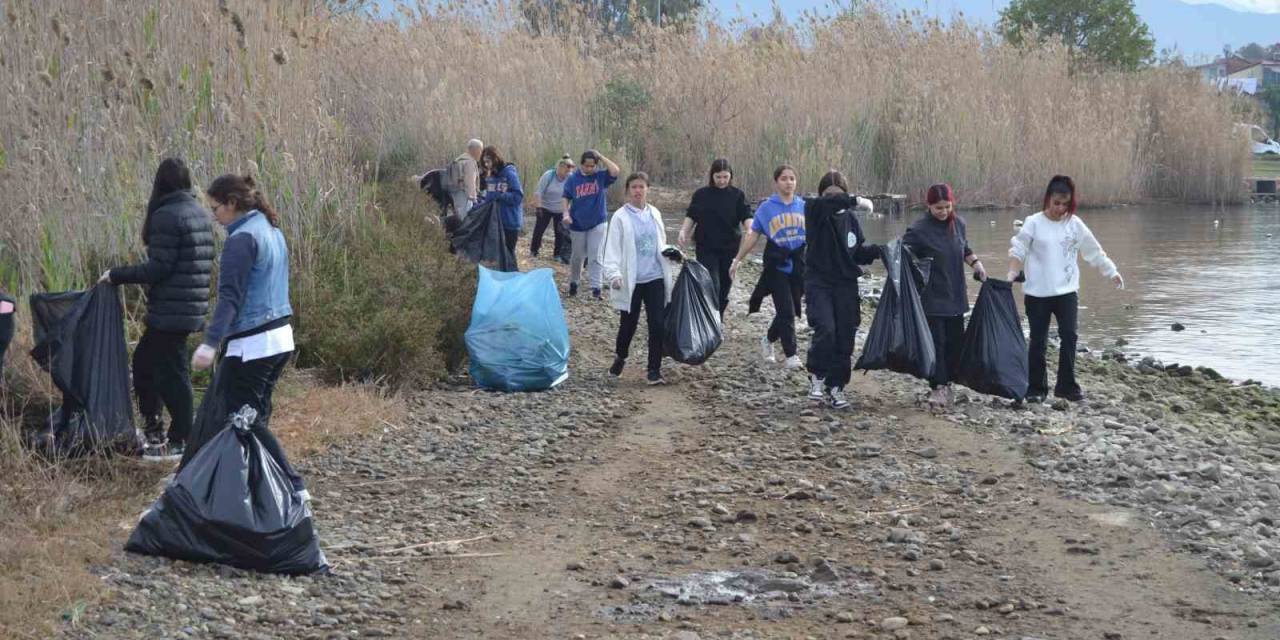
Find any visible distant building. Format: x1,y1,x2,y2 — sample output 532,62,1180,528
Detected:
1196,55,1280,94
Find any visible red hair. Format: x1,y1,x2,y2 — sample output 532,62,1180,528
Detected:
926,183,957,235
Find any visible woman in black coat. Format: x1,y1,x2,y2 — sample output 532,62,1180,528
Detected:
101,158,215,461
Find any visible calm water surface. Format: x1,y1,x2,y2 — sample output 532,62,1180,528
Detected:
662,202,1280,386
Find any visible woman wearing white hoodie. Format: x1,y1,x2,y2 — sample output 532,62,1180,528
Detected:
1008,175,1124,403
601,172,677,385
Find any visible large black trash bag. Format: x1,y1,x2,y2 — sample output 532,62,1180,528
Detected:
449,200,517,272
663,260,723,365
126,405,329,575
854,239,936,380
956,278,1028,401
179,355,230,469
28,284,138,454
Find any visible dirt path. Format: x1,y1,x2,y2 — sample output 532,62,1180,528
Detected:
396,340,1278,639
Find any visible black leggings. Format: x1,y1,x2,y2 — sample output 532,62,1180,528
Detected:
695,245,735,315
926,315,965,389
221,351,304,492
616,279,667,373
1026,292,1080,398
133,328,194,443
765,269,798,358
530,208,570,258
0,300,13,384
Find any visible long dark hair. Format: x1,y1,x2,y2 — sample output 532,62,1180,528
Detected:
1043,175,1077,216
481,145,508,172
143,158,193,245
817,170,849,194
206,174,280,227
708,158,733,187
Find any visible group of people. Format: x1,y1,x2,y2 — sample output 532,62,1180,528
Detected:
492,146,1123,407
93,159,306,500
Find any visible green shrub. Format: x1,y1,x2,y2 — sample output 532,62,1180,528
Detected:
293,183,475,389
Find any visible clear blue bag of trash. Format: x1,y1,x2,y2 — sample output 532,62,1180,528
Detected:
465,266,570,391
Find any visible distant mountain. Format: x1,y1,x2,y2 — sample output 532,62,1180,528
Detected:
1134,0,1280,61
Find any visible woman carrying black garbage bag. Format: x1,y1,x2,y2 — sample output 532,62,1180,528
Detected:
99,158,215,461
1008,175,1124,403
678,158,752,318
802,170,879,409
601,172,677,385
903,183,986,408
190,174,307,500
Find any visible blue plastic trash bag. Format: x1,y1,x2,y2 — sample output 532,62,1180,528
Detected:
465,266,570,391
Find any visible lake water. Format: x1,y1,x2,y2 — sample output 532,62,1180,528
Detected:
661,202,1280,386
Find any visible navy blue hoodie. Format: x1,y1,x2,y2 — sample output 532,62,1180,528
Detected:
481,164,524,231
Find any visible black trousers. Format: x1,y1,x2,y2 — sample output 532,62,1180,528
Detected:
221,351,304,492
0,304,13,384
530,208,570,258
926,314,965,389
133,328,194,444
765,269,798,358
805,278,860,388
616,279,666,374
1025,292,1080,398
695,245,735,315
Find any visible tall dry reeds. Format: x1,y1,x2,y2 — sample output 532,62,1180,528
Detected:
0,1,1249,303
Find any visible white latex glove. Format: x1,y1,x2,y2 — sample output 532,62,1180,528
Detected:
561,214,571,226
98,270,112,284
191,344,217,371
609,276,623,290
1112,273,1125,290
1006,270,1018,282
677,231,689,249
973,261,987,281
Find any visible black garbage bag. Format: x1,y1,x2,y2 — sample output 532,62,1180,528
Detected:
449,200,517,272
955,278,1028,401
28,285,138,454
179,354,230,469
662,260,723,365
854,239,936,380
126,405,329,575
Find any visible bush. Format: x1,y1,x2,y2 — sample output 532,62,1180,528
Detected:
293,183,475,389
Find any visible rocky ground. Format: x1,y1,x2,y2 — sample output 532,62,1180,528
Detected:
61,237,1280,640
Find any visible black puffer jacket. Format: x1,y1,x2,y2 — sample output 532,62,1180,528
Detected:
110,191,215,333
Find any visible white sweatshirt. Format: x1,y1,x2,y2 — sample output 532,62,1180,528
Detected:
599,203,677,313
1008,211,1118,297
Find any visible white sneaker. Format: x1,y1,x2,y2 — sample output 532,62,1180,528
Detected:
760,336,777,363
808,374,825,400
829,387,850,409
783,355,803,369
297,489,313,503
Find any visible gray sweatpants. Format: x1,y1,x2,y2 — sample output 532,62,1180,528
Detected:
569,224,606,289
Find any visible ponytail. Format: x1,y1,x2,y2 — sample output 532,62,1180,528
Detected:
207,173,280,227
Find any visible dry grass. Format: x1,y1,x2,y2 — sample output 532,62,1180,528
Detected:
0,342,403,638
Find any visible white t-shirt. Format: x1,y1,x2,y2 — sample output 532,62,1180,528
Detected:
1009,212,1118,297
225,324,295,362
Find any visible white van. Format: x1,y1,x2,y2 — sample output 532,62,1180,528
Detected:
1238,123,1280,155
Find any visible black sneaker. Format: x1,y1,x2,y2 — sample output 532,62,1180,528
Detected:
1025,394,1046,404
646,370,666,385
609,357,626,377
568,282,579,297
1056,390,1086,402
592,288,602,300
142,441,185,463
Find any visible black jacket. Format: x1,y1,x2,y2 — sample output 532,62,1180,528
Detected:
804,193,880,285
748,242,805,317
110,191,215,333
902,213,973,316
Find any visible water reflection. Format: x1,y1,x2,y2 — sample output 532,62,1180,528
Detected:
661,202,1280,385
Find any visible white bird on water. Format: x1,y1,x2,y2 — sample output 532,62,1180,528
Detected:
1213,219,1220,227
